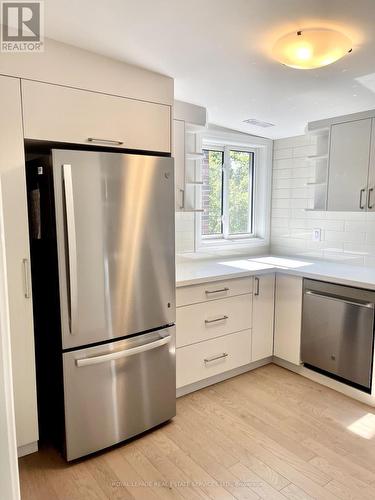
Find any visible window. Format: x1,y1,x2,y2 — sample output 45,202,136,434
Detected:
201,146,255,241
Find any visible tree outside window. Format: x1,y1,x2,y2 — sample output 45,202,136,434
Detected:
201,146,254,240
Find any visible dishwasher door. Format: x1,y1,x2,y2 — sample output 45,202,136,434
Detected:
301,280,375,391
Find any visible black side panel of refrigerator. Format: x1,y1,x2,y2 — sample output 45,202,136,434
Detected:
25,153,65,448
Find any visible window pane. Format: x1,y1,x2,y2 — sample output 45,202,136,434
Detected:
228,151,253,235
202,150,223,236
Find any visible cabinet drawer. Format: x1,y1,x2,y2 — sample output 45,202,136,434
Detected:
21,80,171,153
176,294,252,347
176,277,252,307
176,329,251,388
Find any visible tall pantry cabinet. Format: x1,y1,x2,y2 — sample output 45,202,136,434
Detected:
0,75,38,453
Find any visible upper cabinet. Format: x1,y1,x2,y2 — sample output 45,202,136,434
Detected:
173,100,207,212
308,110,375,212
327,119,373,211
173,119,185,210
21,80,171,153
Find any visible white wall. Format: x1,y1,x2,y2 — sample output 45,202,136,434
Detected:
271,134,375,266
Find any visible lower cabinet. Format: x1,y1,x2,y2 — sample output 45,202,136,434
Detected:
274,274,303,365
252,273,275,362
176,272,303,392
176,330,252,388
176,277,253,390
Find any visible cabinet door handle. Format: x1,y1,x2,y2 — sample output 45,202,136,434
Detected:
360,188,366,209
22,258,31,299
179,188,185,210
87,137,124,145
204,352,228,363
205,315,228,324
205,287,229,295
254,276,260,296
368,188,374,209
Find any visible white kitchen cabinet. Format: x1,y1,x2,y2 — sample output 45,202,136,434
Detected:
176,294,252,347
252,273,275,362
327,119,372,211
176,329,251,389
274,274,302,365
21,80,171,153
367,119,375,212
173,119,185,210
0,76,38,452
176,276,252,307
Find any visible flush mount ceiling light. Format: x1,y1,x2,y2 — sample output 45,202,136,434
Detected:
273,29,352,69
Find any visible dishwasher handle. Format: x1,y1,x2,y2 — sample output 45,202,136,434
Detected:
304,290,375,309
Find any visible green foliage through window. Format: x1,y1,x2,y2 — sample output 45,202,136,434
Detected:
202,148,254,239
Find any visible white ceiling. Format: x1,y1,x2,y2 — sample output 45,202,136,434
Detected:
45,0,375,139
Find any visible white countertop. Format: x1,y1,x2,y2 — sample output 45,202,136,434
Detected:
176,255,375,290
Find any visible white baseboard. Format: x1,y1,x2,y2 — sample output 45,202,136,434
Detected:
176,357,273,397
17,441,38,458
273,357,375,407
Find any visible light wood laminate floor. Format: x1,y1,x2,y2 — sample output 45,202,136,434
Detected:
19,364,375,500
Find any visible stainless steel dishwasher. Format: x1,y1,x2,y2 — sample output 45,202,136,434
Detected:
301,279,375,392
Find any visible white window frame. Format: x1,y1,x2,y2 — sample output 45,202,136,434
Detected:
201,144,255,241
195,128,272,252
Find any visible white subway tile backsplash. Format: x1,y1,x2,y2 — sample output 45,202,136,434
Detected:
271,134,375,267
273,148,293,160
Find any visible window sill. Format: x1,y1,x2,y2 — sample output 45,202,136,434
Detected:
197,237,268,252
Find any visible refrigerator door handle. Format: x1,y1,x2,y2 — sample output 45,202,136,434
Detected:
63,164,78,335
75,334,172,367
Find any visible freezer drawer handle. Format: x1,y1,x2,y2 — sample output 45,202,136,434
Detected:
305,290,374,309
204,352,228,363
205,287,229,295
75,334,172,367
87,137,124,146
63,164,78,335
205,315,228,324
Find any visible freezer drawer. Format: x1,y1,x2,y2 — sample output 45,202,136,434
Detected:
62,326,175,461
301,280,375,391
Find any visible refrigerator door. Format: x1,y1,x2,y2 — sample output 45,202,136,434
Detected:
63,326,176,461
52,149,175,350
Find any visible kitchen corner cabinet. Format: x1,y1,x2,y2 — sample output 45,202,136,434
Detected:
274,274,302,365
173,119,185,210
21,80,171,153
327,118,373,211
252,273,275,361
0,76,38,450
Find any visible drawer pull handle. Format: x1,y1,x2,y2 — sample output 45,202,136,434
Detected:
87,137,124,145
205,287,229,295
205,315,228,324
204,352,228,363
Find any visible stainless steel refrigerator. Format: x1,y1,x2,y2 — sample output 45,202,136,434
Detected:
50,149,176,461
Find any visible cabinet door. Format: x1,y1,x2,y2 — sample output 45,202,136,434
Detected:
0,76,38,449
21,80,171,153
327,119,372,211
274,274,302,365
367,119,375,212
252,274,275,362
173,119,185,210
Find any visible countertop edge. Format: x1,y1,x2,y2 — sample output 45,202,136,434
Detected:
176,259,375,291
